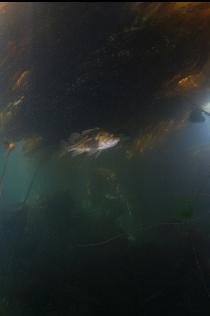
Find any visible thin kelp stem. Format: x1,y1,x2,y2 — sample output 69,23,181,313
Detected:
191,240,210,301
22,163,40,206
183,226,210,304
77,207,210,248
77,232,125,247
77,221,183,248
0,150,11,196
0,143,16,196
22,156,48,207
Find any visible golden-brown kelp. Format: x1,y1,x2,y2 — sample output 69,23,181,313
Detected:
127,2,210,99
5,96,25,113
130,2,210,27
0,142,16,196
7,143,15,152
0,111,13,129
161,55,210,97
126,119,187,160
22,135,43,156
13,70,31,91
0,3,10,13
160,68,209,97
0,96,25,132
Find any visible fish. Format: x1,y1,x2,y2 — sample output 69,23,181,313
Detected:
62,128,120,157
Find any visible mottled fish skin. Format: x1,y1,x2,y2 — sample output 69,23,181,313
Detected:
63,128,120,157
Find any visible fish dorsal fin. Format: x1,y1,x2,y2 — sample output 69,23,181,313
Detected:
81,128,100,135
68,132,81,144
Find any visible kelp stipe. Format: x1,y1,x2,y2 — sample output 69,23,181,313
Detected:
0,143,15,196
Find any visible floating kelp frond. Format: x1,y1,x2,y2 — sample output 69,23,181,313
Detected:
160,72,205,97
22,135,43,156
0,96,25,134
177,75,200,90
7,142,15,152
126,119,187,159
130,2,210,28
160,55,210,97
13,69,31,91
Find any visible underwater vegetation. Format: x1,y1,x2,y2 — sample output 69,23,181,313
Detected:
0,142,16,196
22,135,43,157
126,118,187,159
0,186,209,316
12,69,31,92
25,189,126,250
0,3,210,315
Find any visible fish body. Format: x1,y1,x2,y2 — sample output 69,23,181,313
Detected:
63,128,120,157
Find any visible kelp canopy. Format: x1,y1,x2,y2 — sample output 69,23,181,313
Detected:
0,3,210,148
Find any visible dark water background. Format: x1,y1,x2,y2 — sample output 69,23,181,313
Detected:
1,3,210,315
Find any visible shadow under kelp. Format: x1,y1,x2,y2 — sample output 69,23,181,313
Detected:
0,189,210,315
2,214,210,316
86,168,126,218
26,190,124,250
